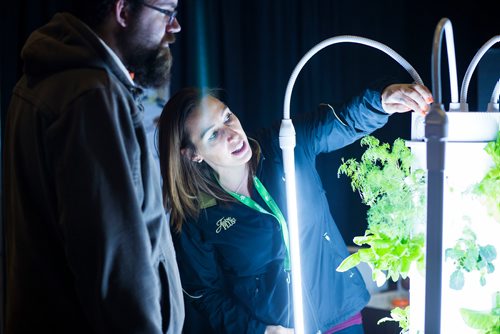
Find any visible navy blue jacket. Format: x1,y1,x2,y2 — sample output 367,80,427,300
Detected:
174,89,390,333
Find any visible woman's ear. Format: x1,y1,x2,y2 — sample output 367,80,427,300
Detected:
181,148,203,164
192,154,204,164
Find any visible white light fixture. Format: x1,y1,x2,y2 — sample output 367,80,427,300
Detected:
409,18,500,334
280,36,424,334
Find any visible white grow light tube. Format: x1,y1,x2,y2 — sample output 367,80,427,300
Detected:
280,35,423,334
424,17,456,334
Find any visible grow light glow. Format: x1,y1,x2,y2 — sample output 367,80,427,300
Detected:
281,35,424,334
408,137,500,333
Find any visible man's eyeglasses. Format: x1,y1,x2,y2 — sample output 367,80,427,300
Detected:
141,2,177,25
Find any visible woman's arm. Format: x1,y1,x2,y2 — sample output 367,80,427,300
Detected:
299,84,432,155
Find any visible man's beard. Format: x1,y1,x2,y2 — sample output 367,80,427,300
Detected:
127,46,172,88
117,25,173,88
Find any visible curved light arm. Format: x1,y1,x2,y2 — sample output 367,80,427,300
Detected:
460,35,500,111
431,18,460,111
283,35,424,120
279,35,424,334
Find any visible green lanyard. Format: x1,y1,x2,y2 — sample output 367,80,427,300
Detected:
226,176,291,271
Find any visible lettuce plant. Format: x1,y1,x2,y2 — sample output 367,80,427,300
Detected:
445,226,496,290
460,291,500,334
473,132,500,223
378,306,410,334
336,136,426,285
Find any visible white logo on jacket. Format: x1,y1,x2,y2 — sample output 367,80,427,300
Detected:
216,217,237,233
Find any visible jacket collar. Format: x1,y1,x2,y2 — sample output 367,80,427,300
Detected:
96,36,135,86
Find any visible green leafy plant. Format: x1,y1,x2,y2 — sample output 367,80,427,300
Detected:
473,132,500,222
445,226,497,290
460,291,500,334
377,306,410,334
336,136,426,284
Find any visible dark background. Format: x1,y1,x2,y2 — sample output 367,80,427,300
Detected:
2,0,499,244
168,0,499,244
1,1,498,331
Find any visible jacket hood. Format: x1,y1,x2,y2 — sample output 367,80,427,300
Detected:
21,12,130,85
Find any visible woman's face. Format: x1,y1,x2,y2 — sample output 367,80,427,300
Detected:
186,95,252,174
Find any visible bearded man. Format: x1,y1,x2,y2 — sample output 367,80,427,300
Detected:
2,1,184,333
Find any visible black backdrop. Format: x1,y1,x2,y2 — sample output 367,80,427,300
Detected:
167,0,500,246
1,1,498,330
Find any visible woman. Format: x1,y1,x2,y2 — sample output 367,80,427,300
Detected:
158,84,432,334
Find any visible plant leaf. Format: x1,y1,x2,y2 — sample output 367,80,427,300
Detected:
336,253,361,272
460,308,497,330
450,270,465,290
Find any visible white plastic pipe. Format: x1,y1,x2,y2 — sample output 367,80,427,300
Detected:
431,19,460,111
459,35,500,111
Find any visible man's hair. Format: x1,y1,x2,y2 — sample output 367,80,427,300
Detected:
68,0,142,28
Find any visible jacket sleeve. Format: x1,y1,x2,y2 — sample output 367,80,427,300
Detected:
174,220,268,334
297,88,390,155
49,87,166,333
